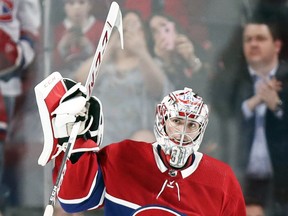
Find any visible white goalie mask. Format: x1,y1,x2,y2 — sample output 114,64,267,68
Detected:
154,88,209,169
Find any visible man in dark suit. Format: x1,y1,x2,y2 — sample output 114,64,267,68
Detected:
231,20,288,215
211,17,288,215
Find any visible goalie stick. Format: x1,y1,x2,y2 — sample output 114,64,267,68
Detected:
40,2,124,216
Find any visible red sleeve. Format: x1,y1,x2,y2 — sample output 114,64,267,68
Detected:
53,139,99,200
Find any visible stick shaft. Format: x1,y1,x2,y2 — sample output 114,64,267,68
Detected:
85,1,123,98
42,2,123,215
47,122,81,207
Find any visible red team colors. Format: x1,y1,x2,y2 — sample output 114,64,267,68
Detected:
54,140,246,215
35,71,246,216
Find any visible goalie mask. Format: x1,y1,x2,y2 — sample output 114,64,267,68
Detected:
154,88,209,169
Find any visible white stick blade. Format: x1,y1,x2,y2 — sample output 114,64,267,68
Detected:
111,2,124,49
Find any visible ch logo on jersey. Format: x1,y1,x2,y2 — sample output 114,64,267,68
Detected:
0,0,14,22
132,205,186,216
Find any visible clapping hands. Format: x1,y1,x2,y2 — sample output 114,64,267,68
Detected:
255,77,282,110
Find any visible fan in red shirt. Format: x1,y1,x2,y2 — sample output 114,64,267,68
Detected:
53,0,104,73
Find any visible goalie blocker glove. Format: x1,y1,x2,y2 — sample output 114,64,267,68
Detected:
35,72,104,166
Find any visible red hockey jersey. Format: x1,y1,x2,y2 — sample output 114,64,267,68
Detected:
54,139,246,216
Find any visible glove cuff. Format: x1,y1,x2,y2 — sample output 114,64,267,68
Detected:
52,138,99,163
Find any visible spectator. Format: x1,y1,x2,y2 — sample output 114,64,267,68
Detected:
74,10,172,146
0,0,41,212
213,17,288,214
121,0,212,58
240,20,288,214
147,12,202,91
53,0,104,77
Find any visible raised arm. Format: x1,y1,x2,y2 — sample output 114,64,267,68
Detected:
35,72,105,213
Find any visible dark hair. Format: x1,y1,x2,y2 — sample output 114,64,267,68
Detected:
146,11,187,57
243,1,288,59
244,17,281,41
147,11,186,35
121,9,148,41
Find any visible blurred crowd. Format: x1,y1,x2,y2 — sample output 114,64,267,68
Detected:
1,0,288,215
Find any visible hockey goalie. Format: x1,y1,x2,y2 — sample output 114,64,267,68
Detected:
35,72,246,216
